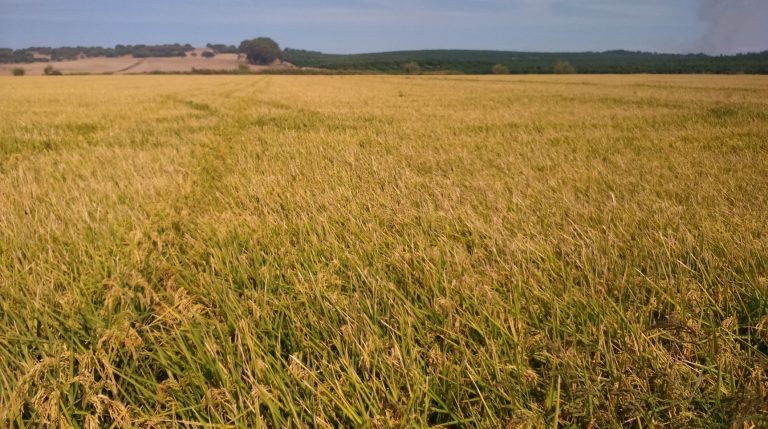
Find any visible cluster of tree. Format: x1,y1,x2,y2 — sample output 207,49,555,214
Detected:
43,65,62,75
492,64,510,74
239,38,282,65
114,44,194,58
553,60,576,74
1,44,195,63
206,43,238,54
0,48,35,63
283,49,768,74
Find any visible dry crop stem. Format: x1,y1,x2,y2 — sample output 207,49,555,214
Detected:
1,75,767,427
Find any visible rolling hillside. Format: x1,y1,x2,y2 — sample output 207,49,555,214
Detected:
0,47,294,75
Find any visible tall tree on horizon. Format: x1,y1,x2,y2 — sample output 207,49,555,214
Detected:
239,37,282,65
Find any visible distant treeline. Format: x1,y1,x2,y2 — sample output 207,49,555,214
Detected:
0,44,200,63
205,44,238,54
5,43,768,74
283,49,768,74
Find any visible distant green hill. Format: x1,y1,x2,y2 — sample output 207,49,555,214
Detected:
283,49,768,74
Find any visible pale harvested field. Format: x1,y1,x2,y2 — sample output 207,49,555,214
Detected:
1,75,767,427
0,52,283,75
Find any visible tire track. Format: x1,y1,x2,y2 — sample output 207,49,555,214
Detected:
114,59,145,74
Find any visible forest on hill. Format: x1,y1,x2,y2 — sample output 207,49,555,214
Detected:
283,49,768,74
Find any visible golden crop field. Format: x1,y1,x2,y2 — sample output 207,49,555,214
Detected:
1,75,767,428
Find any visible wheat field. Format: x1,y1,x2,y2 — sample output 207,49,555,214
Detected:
1,75,767,428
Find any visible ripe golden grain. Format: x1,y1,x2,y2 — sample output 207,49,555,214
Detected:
1,75,767,427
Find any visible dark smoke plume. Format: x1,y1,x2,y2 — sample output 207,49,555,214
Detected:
696,0,768,54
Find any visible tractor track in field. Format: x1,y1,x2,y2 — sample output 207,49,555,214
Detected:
114,59,145,74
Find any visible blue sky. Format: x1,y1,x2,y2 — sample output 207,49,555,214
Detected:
1,0,766,54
